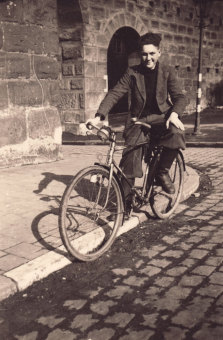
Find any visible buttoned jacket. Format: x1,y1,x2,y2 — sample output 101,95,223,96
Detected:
97,62,187,123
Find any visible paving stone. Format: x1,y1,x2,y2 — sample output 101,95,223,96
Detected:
163,326,187,340
189,249,208,259
179,275,204,287
171,296,212,328
139,265,161,277
105,285,133,299
123,275,148,287
166,266,187,276
5,242,43,260
162,236,180,244
46,329,77,340
193,323,223,340
90,300,116,315
180,258,196,268
105,312,135,328
178,242,193,250
0,254,28,272
161,250,184,258
14,331,39,340
141,313,158,328
205,256,223,267
216,249,223,256
63,299,87,311
87,327,115,340
192,265,216,276
119,329,154,340
206,307,223,325
112,268,132,276
37,315,65,328
70,314,98,332
154,276,175,287
134,259,144,268
198,284,223,298
209,272,223,285
198,243,216,250
148,259,171,268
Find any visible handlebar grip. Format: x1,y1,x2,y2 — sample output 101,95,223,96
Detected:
86,122,93,130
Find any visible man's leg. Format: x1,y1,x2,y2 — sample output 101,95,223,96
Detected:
156,147,178,194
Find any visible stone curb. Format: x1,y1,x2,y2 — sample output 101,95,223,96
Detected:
0,166,199,302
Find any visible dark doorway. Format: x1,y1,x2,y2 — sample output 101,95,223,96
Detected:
107,27,140,116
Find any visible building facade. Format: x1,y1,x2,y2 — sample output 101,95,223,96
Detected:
0,0,222,167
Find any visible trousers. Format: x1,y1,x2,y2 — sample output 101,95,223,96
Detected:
120,121,186,200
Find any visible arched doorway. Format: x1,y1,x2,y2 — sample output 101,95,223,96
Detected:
107,27,140,118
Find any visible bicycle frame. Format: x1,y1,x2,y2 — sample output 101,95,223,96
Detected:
95,129,162,208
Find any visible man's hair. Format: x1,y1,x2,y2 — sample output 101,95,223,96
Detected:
138,32,162,49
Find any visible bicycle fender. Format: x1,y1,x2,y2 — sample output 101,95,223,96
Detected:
178,150,186,171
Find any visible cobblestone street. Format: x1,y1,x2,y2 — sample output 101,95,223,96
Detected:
0,146,223,339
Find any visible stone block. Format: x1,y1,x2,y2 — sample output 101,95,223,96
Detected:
62,110,76,123
74,61,84,75
62,44,83,60
33,56,59,80
0,0,23,23
151,20,159,28
90,6,105,19
6,53,30,79
85,77,106,92
85,92,104,110
23,0,57,27
3,23,44,54
0,83,8,109
96,63,107,77
84,46,97,62
84,61,96,77
98,48,107,63
43,29,59,56
114,0,126,9
57,90,80,110
0,111,27,147
62,64,74,76
59,27,82,42
170,24,177,32
8,81,43,106
28,107,61,139
70,79,84,90
0,27,2,49
0,52,5,79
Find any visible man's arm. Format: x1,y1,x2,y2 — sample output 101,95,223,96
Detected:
96,68,132,120
167,67,187,118
166,67,187,131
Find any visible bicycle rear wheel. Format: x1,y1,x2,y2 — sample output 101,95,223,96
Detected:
150,154,184,219
59,165,124,261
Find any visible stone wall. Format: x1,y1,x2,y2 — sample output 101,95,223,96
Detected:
0,0,62,167
57,0,223,134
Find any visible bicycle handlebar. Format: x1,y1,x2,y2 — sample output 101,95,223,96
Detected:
85,118,151,142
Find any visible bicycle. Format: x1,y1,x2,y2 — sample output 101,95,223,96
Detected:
59,120,185,262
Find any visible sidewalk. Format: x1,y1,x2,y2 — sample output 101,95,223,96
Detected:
0,108,222,301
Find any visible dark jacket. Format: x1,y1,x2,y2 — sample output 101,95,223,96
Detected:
97,62,187,122
97,62,187,177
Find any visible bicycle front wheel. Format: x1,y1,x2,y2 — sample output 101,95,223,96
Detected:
59,166,124,261
150,154,184,219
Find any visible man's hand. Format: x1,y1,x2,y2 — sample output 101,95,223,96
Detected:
166,112,185,131
79,116,108,136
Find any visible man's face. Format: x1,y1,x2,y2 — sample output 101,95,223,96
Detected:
141,44,161,70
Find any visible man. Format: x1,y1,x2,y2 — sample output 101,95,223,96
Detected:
88,32,187,215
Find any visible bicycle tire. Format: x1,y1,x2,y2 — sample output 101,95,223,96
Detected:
59,165,124,261
150,154,184,219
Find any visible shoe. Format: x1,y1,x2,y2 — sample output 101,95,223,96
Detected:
156,172,175,194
